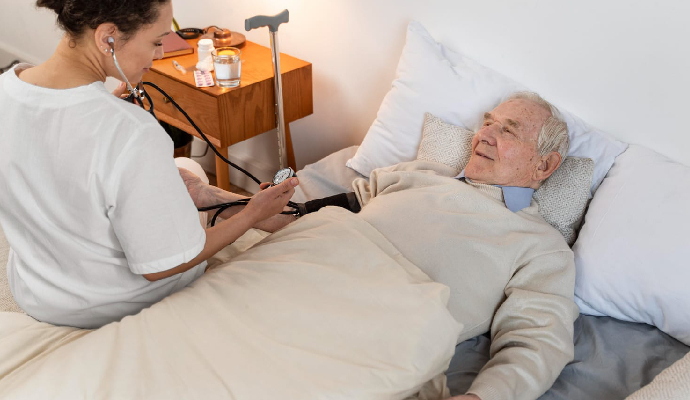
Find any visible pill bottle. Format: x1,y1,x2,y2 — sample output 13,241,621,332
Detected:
197,39,215,67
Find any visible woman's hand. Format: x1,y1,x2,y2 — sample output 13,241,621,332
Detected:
243,178,299,225
111,81,141,105
111,82,128,98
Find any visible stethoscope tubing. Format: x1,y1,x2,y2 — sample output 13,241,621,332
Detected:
108,43,301,224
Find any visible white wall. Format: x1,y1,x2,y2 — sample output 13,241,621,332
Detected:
0,48,18,67
2,0,689,185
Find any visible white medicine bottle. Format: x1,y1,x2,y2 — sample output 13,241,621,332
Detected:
197,39,215,71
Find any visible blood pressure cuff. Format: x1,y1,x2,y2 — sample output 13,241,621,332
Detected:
297,192,361,216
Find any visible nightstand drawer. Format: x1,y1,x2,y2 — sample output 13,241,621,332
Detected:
145,73,221,141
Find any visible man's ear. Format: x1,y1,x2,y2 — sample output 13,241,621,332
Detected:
533,151,562,183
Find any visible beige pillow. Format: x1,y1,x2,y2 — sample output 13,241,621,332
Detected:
534,157,594,245
417,113,474,171
417,113,594,245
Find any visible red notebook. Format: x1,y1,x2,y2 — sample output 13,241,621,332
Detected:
161,31,194,59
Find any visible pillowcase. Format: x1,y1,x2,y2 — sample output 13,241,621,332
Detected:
346,20,627,195
573,145,690,346
533,158,594,246
418,113,593,246
417,113,473,172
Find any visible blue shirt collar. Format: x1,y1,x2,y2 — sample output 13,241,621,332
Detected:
455,170,534,212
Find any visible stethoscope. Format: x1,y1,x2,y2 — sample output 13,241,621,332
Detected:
106,37,302,224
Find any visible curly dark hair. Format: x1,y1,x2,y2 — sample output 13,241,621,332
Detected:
36,0,170,40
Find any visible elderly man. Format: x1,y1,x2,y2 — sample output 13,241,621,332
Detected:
183,92,578,400
350,92,577,400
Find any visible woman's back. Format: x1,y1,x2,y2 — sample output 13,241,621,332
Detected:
0,64,207,328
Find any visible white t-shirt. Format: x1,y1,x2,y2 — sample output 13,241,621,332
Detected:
0,65,207,328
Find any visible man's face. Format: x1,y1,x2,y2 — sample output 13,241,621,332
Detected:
464,99,551,187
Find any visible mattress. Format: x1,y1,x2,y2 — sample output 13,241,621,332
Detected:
293,145,690,400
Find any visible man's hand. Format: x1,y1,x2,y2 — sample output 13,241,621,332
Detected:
178,167,208,208
178,168,300,231
446,395,481,400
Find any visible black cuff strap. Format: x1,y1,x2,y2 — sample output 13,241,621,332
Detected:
298,192,362,215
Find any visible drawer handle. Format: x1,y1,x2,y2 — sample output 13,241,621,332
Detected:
163,96,173,104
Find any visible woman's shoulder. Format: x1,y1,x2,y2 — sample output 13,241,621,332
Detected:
72,86,172,170
92,85,160,127
86,86,172,148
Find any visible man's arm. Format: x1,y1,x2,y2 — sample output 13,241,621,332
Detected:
465,250,579,400
179,168,296,232
202,182,298,232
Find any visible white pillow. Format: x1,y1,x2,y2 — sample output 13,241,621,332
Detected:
573,145,690,346
346,20,627,194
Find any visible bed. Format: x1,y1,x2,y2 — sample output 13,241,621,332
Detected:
2,20,690,400
1,144,688,400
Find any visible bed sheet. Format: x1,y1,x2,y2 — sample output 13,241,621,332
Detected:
447,316,689,399
292,145,366,202
295,146,690,400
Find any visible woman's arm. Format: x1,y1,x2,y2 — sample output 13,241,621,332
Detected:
179,168,297,233
143,177,298,281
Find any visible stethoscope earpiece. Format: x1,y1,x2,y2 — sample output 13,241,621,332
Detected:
106,39,145,105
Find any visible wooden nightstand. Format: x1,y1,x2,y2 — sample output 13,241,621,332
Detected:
143,39,313,191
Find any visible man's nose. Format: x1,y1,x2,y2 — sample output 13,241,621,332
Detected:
477,124,498,146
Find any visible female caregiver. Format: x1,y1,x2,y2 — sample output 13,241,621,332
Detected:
0,0,299,329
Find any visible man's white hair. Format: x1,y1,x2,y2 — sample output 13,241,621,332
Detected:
508,92,569,164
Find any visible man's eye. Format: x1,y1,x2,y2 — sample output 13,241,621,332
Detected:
483,121,492,126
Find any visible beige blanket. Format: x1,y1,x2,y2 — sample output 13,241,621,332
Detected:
0,208,461,400
625,352,690,400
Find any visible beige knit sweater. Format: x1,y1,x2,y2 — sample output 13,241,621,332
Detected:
353,160,579,400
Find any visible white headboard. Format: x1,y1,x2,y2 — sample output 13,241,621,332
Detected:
1,0,688,169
